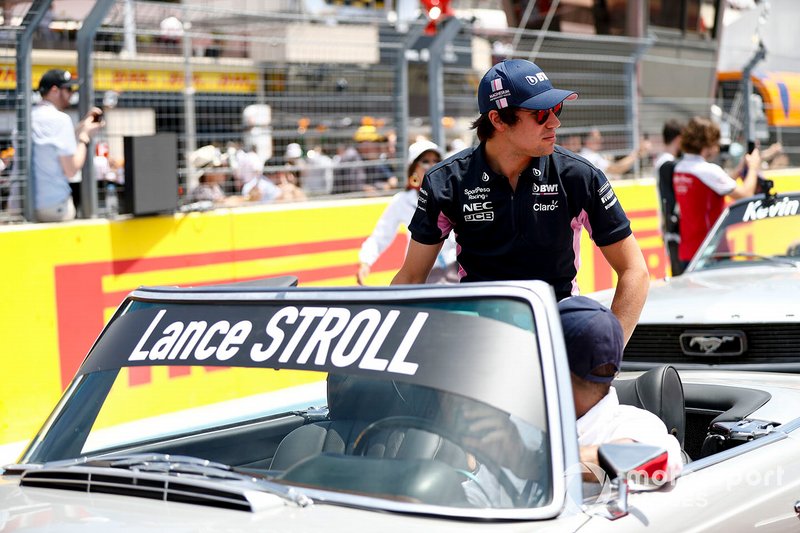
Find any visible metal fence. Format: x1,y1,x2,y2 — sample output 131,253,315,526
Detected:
1,0,721,224
0,18,20,222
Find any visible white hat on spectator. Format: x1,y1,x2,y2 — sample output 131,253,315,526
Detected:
285,143,303,160
160,16,184,39
190,145,225,170
407,140,442,167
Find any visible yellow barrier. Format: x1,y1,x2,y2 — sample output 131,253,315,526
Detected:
2,174,799,458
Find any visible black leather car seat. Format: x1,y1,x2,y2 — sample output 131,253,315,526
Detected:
269,375,469,471
613,365,686,450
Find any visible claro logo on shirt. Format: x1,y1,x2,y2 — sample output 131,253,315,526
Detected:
463,201,494,222
533,200,558,212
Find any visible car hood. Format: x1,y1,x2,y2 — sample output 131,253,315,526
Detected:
0,479,589,532
593,265,800,324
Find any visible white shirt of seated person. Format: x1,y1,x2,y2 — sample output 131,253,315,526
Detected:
577,386,683,482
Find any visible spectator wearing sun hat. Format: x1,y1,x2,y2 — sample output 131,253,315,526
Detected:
233,147,282,204
357,139,457,285
185,144,248,206
392,59,649,345
31,69,104,222
282,142,308,190
284,142,334,196
333,125,396,194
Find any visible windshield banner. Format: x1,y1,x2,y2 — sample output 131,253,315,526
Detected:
81,302,544,426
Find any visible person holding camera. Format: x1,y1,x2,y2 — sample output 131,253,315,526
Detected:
31,69,104,222
672,116,761,271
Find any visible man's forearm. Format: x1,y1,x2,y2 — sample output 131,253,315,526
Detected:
391,269,427,285
391,240,441,285
610,266,649,345
73,137,89,169
601,236,650,344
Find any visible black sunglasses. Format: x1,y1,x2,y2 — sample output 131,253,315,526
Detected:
533,102,563,125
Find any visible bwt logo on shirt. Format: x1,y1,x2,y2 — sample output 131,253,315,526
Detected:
532,182,558,195
463,201,494,222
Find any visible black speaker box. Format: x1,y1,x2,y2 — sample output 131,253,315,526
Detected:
122,133,179,216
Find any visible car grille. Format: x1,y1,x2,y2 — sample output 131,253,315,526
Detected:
20,467,259,512
626,323,800,365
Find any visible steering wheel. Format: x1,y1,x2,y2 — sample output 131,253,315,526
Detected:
352,415,526,507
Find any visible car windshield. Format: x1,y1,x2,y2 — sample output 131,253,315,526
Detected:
692,195,800,271
20,293,553,515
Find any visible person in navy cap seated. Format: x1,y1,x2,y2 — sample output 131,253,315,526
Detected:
559,296,682,480
452,295,682,508
392,59,649,344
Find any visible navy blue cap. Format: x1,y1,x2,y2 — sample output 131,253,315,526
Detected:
558,296,623,383
478,59,577,114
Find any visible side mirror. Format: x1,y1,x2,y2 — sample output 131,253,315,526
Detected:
595,442,669,520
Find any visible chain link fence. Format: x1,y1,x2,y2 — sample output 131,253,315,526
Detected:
0,17,20,221
1,0,722,224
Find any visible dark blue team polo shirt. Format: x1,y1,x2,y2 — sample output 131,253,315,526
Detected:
408,144,632,299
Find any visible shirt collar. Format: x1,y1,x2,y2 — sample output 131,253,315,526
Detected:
475,142,543,183
576,386,619,436
474,143,501,183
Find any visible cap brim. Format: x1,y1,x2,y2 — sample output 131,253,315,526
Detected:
518,89,578,110
581,370,618,384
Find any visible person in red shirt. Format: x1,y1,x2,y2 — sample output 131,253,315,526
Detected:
673,117,761,270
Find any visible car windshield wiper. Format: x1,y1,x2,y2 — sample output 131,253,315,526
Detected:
705,252,799,268
12,453,313,507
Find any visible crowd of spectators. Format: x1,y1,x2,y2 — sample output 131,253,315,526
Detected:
182,123,406,210
2,61,790,224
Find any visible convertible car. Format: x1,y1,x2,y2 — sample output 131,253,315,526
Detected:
1,278,799,530
595,190,800,373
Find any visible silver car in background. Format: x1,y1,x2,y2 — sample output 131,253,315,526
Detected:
594,190,800,373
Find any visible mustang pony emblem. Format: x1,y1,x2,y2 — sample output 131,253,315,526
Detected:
689,336,735,354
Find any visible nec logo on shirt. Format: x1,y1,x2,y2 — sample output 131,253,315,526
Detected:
463,201,494,222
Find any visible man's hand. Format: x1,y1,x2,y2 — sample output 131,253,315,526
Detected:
579,439,634,482
455,401,541,479
76,107,104,142
356,263,371,285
